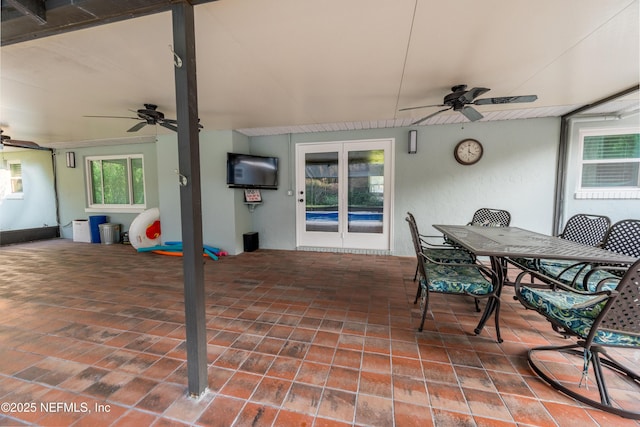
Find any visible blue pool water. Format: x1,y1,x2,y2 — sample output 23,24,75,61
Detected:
306,211,382,222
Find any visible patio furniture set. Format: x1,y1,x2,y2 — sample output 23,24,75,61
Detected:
406,210,640,419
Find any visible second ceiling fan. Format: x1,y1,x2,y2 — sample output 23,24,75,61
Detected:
85,103,203,133
401,85,538,125
1,130,42,149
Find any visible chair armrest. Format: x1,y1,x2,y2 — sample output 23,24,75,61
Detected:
584,264,626,292
558,262,627,291
419,236,462,251
552,261,592,288
587,264,629,275
514,266,611,295
420,251,497,282
514,267,616,310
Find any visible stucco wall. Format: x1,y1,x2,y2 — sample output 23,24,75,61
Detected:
56,142,159,239
250,118,561,256
34,115,640,259
0,148,57,231
156,130,251,255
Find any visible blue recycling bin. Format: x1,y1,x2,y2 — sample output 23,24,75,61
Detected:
89,215,107,243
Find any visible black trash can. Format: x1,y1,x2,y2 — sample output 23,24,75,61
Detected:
243,232,259,252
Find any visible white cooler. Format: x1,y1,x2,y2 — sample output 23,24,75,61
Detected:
72,220,91,243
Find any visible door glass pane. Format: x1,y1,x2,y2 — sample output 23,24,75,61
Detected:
305,152,339,232
348,150,384,234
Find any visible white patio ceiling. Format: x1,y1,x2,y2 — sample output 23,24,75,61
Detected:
0,0,638,149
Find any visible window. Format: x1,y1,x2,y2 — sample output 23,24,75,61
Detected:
576,128,640,199
0,160,24,200
86,155,146,209
8,160,23,194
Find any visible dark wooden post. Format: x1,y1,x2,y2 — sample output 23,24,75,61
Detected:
171,1,208,397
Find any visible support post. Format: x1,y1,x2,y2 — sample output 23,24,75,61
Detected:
172,1,208,397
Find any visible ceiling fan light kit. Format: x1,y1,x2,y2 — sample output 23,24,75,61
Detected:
401,84,538,125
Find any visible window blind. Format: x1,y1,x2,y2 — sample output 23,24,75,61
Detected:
581,133,640,188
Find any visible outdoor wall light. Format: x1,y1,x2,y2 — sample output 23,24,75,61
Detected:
66,151,76,168
408,130,417,154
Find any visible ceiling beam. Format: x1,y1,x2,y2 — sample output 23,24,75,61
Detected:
4,0,46,24
1,0,218,46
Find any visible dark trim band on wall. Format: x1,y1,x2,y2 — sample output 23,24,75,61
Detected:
0,226,60,246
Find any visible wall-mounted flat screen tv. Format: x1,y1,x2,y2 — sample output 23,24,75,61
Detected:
226,152,279,190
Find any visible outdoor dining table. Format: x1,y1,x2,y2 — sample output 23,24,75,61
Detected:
432,224,638,337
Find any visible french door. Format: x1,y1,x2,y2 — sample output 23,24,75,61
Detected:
295,139,394,251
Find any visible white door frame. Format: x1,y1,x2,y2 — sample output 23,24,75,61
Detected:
295,138,394,251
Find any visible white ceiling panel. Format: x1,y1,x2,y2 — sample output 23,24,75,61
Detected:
0,0,638,148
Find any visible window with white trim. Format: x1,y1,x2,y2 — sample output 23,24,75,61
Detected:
8,160,23,194
0,160,24,200
86,155,146,209
576,128,640,199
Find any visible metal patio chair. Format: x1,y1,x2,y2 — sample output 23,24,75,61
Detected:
513,213,611,271
513,258,640,419
557,213,611,246
466,208,512,279
468,208,511,227
541,219,640,292
406,216,502,341
433,207,512,250
406,212,475,283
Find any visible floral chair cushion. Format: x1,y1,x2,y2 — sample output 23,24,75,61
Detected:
580,270,620,292
511,257,538,270
424,248,474,263
538,259,576,275
518,286,640,346
539,261,619,291
423,262,493,295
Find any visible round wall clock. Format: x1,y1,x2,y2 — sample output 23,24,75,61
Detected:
454,138,483,165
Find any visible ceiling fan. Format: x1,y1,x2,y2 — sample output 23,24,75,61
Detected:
84,103,203,133
0,129,42,149
400,85,538,125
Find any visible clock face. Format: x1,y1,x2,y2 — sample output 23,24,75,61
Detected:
454,139,483,165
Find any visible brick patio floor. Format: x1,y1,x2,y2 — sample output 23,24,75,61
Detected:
0,239,638,426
